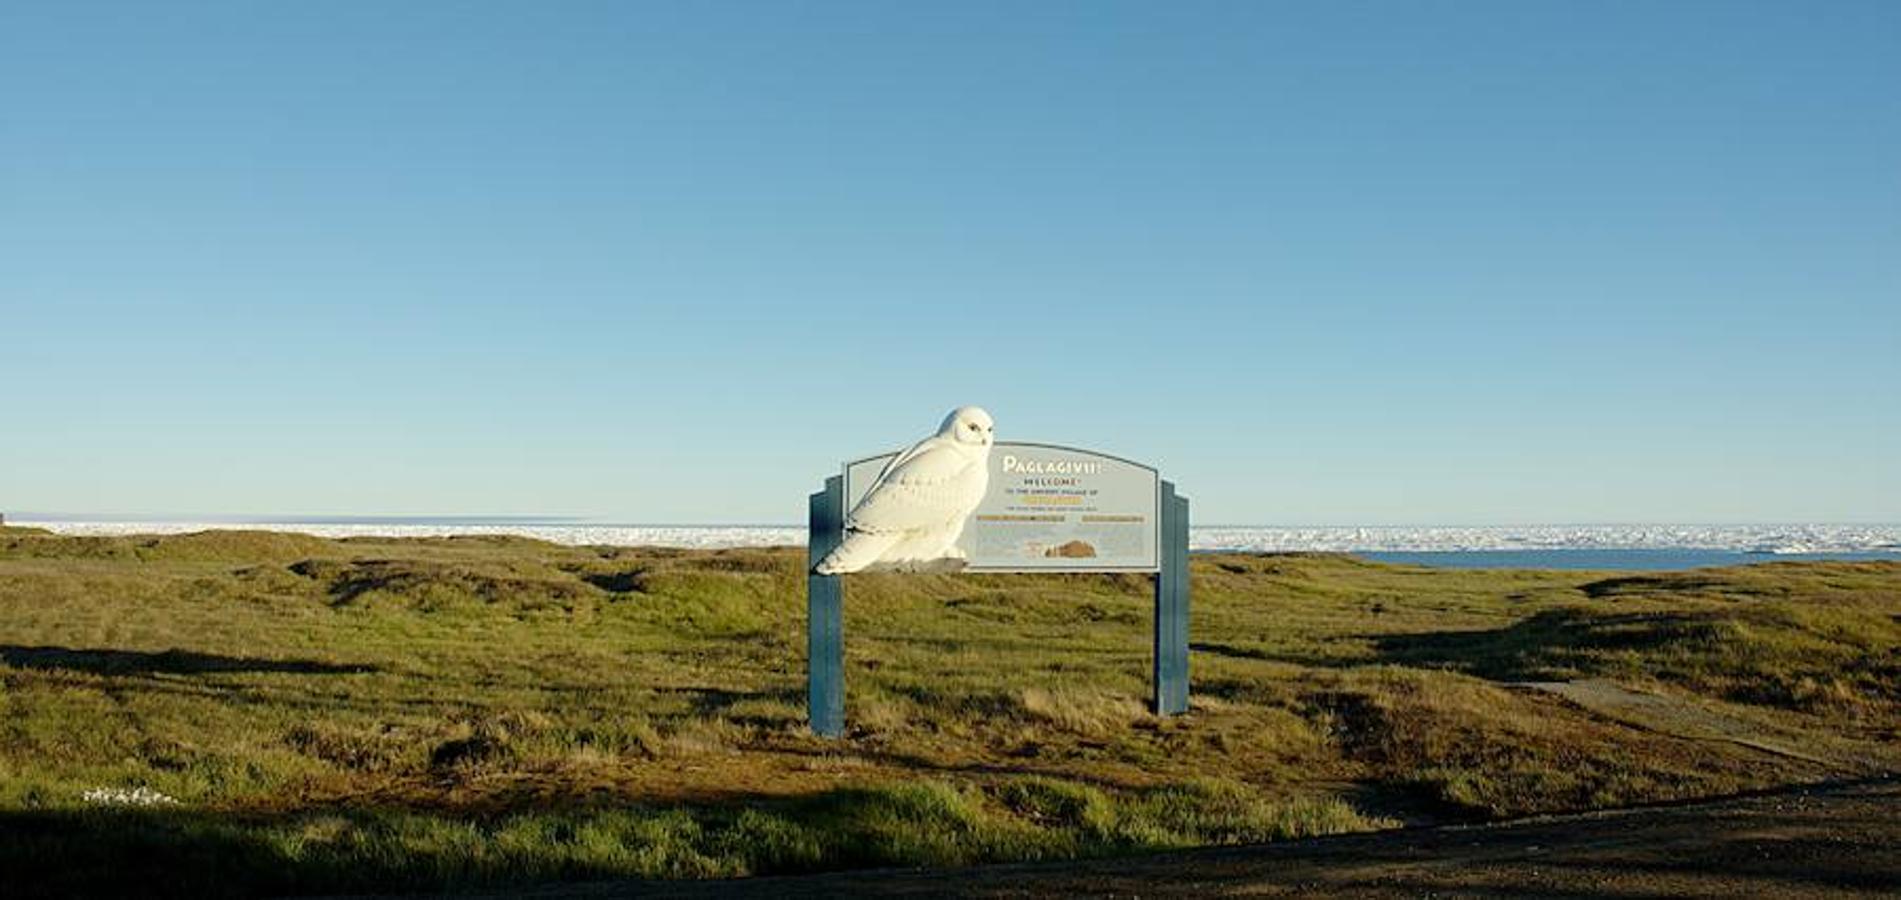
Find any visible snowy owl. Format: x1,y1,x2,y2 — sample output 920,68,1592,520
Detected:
814,406,995,574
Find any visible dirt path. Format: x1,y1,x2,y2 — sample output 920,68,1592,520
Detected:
1519,678,1829,763
1516,679,1896,771
507,779,1900,899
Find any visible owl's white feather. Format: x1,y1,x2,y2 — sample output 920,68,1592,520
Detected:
815,407,994,574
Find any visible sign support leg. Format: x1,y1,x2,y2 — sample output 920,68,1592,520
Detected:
808,476,846,737
1153,481,1190,715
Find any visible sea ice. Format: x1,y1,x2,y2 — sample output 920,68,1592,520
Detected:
16,521,1901,554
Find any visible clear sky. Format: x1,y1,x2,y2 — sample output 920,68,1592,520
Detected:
3,1,1897,525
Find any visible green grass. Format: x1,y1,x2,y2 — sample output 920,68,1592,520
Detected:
1,526,1896,896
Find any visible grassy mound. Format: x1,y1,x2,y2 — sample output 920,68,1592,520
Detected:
1379,566,1901,715
0,528,335,563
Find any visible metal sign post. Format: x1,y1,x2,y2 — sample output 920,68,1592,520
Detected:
807,476,846,738
1153,480,1190,716
807,443,1188,736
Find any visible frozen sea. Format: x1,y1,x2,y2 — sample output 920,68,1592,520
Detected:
11,519,1901,570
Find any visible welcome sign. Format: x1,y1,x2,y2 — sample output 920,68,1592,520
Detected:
843,443,1161,572
809,420,1190,738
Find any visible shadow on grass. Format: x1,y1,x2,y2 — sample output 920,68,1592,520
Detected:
15,780,1885,900
0,645,377,677
0,784,1061,898
767,742,1150,791
637,780,1901,899
1578,575,1728,598
0,805,636,899
2,771,1403,900
1370,608,1724,682
2,808,305,900
1189,641,1363,669
687,685,803,711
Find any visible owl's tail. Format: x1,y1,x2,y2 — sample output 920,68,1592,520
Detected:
814,530,900,575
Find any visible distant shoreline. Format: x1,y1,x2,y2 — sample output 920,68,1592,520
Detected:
9,520,1900,569
1360,548,1901,571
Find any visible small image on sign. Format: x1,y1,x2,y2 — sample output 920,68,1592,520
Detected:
1044,540,1098,558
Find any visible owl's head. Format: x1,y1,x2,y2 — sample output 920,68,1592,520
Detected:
939,406,995,448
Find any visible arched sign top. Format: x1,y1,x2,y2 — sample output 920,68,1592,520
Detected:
843,441,1161,573
842,441,1160,476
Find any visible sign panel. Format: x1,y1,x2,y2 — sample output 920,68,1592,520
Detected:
844,442,1160,572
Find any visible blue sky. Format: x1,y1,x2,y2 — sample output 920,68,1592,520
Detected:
3,1,1897,524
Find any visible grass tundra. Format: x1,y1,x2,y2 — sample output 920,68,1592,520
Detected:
0,525,1896,896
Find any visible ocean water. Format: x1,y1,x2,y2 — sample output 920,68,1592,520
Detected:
11,519,1900,570
1359,549,1901,570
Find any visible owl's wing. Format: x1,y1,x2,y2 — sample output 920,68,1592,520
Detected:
847,440,981,534
863,438,931,491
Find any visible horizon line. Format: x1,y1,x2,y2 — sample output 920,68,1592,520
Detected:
8,514,1900,529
